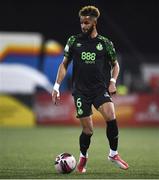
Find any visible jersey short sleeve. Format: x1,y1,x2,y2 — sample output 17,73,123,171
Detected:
98,35,117,64
64,35,76,60
105,39,117,64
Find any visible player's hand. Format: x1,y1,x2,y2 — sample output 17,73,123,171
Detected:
108,81,117,95
52,90,60,105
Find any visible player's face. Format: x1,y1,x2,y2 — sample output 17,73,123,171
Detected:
80,16,96,35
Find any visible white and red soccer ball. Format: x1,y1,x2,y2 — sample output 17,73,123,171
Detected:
54,153,76,174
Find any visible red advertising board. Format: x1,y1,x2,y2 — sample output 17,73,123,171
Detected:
114,94,159,126
93,93,159,127
34,92,79,126
34,92,159,127
132,94,159,126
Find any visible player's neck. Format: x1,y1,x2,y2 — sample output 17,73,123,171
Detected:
90,29,98,39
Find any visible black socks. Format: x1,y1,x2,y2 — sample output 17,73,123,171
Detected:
106,119,119,151
79,119,118,156
79,132,92,156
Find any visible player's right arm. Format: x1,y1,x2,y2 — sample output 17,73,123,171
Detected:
52,57,70,104
52,35,76,104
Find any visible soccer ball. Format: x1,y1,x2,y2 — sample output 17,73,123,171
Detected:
54,152,76,174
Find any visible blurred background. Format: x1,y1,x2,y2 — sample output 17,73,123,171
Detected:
0,0,159,127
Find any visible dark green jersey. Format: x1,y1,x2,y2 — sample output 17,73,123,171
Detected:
64,34,117,94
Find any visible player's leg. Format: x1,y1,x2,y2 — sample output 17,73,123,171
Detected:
98,102,118,154
77,116,93,173
98,102,129,170
73,94,93,173
79,115,93,157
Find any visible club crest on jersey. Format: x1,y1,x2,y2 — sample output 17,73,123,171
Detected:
96,43,103,51
76,43,82,47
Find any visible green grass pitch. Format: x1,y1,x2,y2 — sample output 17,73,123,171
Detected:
0,126,159,179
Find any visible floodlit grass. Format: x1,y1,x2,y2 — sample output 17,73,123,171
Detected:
0,126,159,179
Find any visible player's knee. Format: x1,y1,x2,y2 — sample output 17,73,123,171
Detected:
82,127,93,135
106,111,116,121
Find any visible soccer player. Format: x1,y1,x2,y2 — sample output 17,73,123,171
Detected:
52,5,129,173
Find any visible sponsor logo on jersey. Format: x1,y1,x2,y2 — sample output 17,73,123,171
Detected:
96,43,103,51
81,52,96,64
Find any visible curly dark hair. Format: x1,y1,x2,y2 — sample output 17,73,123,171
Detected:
79,5,100,19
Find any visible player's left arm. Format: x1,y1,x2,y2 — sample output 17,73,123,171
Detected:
109,60,120,95
105,39,120,95
106,39,119,95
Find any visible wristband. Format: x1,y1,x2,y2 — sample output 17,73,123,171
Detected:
110,78,116,83
53,82,60,96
